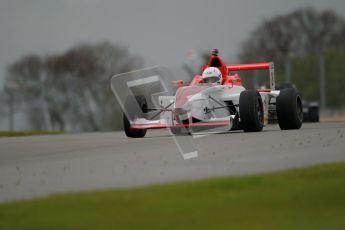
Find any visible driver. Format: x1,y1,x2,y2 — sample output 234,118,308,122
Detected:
202,67,222,84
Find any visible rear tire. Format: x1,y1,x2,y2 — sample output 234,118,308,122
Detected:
308,106,320,122
239,90,264,132
123,96,147,138
276,88,303,130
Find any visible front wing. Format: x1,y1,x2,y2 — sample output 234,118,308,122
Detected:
131,117,233,130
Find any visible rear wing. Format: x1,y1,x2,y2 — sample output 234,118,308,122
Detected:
227,62,275,90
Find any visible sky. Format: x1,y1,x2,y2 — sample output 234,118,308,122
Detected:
0,0,345,87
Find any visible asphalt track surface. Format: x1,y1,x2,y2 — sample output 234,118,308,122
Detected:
0,122,345,202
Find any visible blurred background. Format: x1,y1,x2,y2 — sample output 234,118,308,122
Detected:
1,0,345,132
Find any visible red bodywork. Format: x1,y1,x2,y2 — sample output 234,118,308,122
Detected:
189,55,271,87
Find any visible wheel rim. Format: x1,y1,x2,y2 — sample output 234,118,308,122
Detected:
296,96,303,121
256,98,263,124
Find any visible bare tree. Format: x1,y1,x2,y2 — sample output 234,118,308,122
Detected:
4,42,143,131
4,55,48,130
238,7,345,65
0,90,9,128
237,7,345,94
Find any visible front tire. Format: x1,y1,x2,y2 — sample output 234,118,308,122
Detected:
239,90,264,132
123,96,147,138
276,88,303,130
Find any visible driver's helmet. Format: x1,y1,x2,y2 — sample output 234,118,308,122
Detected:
202,67,222,84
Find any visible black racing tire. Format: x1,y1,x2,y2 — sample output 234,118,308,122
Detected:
276,88,303,130
123,95,147,138
239,90,264,132
308,106,320,122
302,112,310,122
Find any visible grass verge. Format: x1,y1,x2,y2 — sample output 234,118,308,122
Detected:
0,163,344,229
0,131,64,138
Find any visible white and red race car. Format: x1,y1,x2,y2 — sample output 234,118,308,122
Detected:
117,50,303,138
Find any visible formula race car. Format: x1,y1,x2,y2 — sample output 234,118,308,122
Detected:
120,49,303,138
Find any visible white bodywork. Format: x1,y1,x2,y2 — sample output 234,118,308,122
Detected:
141,84,282,131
